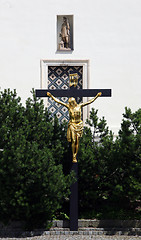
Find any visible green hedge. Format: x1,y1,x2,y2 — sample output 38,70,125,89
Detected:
78,108,141,219
0,89,74,229
0,89,140,229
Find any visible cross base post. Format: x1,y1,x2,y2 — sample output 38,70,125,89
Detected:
70,161,78,231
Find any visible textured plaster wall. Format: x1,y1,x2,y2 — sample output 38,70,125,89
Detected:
0,0,141,134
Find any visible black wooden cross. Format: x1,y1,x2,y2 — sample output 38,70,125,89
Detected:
35,74,111,231
36,88,111,98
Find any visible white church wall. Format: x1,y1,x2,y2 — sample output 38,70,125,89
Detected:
0,0,141,135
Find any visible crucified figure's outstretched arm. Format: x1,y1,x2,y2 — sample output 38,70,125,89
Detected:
80,92,102,107
47,92,69,108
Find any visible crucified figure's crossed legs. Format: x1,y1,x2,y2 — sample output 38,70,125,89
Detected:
71,133,80,163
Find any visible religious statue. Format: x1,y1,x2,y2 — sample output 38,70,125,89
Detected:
59,16,70,49
47,91,102,163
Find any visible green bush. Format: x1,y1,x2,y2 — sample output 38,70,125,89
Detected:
0,89,74,229
78,107,141,219
0,89,140,226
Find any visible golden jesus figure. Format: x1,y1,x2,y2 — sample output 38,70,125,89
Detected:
47,92,102,163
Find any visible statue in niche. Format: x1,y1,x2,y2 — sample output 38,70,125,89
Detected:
59,16,71,50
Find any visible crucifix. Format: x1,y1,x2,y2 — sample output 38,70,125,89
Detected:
35,73,112,231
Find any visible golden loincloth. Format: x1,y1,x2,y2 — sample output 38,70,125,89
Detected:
67,120,83,142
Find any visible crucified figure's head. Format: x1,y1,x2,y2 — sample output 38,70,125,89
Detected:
68,97,77,108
